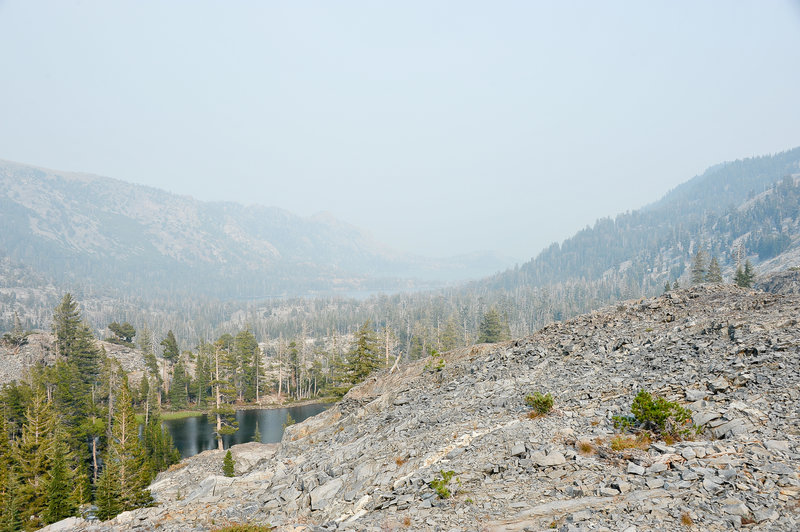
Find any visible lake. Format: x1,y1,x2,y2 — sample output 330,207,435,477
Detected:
160,403,330,458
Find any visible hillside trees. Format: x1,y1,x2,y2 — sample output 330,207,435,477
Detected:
106,321,136,346
0,294,181,525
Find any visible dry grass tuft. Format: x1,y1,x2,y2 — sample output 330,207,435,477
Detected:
395,456,407,467
576,440,595,455
680,513,694,527
610,433,651,451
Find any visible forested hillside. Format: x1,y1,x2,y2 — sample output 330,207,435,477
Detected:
2,149,800,374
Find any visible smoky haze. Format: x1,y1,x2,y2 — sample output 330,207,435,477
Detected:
1,1,799,262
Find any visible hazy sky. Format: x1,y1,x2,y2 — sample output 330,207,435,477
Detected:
1,2,799,262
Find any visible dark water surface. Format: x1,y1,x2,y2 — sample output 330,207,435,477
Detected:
161,403,330,458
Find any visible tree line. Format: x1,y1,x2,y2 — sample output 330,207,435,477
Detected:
0,294,180,529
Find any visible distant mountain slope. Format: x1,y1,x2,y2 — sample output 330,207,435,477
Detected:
483,148,800,294
0,160,510,300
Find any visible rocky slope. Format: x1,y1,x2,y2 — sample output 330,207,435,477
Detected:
46,284,800,531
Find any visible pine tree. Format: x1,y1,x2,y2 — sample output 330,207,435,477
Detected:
44,438,77,524
100,379,152,518
142,413,180,478
13,393,57,529
212,335,238,450
663,280,671,293
94,462,121,521
0,474,23,532
233,329,258,402
222,450,235,477
477,308,511,343
107,321,136,345
691,249,707,285
253,420,261,443
439,316,462,352
744,259,756,287
735,260,756,288
168,357,188,410
706,256,723,283
52,294,81,361
345,321,381,384
0,414,19,530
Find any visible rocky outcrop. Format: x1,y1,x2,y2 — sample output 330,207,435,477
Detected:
756,268,800,295
0,333,146,384
45,285,800,531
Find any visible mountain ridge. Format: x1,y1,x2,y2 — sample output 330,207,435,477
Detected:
0,159,512,300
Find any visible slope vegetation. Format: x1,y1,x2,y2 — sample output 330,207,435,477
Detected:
51,282,800,531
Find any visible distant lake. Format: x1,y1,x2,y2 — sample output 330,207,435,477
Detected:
160,403,330,458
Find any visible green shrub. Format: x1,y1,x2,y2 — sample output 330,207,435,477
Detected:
223,450,235,477
424,350,446,373
430,470,457,499
613,390,696,438
282,412,296,429
525,392,554,416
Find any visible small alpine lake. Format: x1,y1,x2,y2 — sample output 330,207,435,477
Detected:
159,403,331,458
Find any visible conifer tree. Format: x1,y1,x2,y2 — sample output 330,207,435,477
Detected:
44,438,77,524
744,259,756,286
142,413,180,479
223,450,235,477
168,357,188,410
439,317,462,352
691,249,707,285
14,393,57,529
234,329,258,402
160,331,180,363
477,308,511,343
253,420,261,443
212,335,238,450
0,474,23,532
706,256,723,283
94,463,121,521
52,293,81,361
735,260,756,288
345,321,381,384
0,414,17,529
100,379,151,518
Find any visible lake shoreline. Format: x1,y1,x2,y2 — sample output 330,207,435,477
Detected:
158,402,333,458
144,397,338,421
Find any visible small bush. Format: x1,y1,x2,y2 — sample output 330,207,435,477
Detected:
223,450,235,477
525,392,554,416
424,350,446,372
430,470,457,499
613,390,696,439
282,412,296,429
